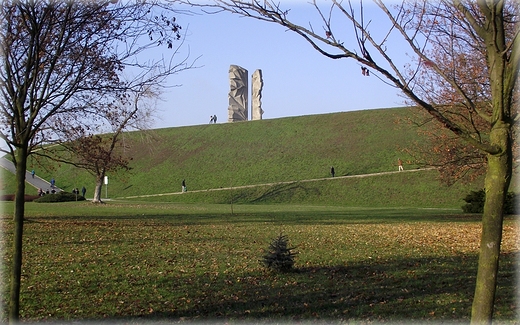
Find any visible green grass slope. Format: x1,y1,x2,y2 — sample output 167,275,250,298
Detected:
5,107,488,208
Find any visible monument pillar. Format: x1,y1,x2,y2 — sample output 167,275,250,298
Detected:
228,65,248,122
251,69,264,120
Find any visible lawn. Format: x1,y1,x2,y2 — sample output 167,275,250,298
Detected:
3,107,502,209
20,107,488,202
1,201,518,323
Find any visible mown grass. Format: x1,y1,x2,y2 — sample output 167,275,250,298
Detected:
131,169,484,209
1,202,518,323
2,166,484,210
6,107,512,209
0,108,517,323
17,107,488,203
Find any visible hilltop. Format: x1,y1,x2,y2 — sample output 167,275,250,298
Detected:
4,107,487,208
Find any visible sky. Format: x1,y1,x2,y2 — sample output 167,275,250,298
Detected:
150,1,408,129
0,1,411,153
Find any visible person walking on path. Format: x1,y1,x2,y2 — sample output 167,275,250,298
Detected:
330,166,335,177
398,158,404,171
31,170,35,178
182,179,187,193
50,178,55,187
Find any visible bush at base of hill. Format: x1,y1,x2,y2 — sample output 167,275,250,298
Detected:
0,194,40,202
34,192,86,203
462,189,517,214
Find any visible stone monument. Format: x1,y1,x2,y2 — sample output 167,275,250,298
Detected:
251,69,264,120
228,65,248,122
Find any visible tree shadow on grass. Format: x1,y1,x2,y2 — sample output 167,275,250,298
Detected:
22,208,490,225
134,253,516,323
248,182,321,204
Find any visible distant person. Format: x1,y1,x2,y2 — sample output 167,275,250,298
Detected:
398,158,404,171
38,188,44,196
50,178,55,187
182,179,186,193
213,114,217,123
81,186,86,197
330,166,335,177
31,170,35,178
209,115,214,124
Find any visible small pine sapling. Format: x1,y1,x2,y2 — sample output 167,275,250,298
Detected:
261,233,297,272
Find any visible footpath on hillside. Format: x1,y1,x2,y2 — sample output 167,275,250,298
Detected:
0,155,435,200
122,168,435,199
0,157,63,192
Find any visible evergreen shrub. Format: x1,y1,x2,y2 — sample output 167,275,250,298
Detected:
261,233,298,272
504,192,518,215
462,189,518,214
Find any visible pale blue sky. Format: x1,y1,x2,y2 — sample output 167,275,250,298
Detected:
1,1,411,153
153,1,407,129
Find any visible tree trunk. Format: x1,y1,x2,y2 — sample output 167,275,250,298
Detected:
471,123,512,325
9,147,28,324
92,173,104,203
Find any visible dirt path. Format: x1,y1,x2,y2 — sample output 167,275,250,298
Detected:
0,155,435,200
122,168,435,199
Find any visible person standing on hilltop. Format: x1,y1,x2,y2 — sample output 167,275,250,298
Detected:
330,166,335,177
182,179,187,193
398,158,404,171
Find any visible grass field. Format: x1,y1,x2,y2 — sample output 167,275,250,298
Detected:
11,107,492,206
1,108,518,323
2,108,498,209
1,202,518,323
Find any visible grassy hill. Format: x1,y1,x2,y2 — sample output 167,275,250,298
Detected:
2,107,491,208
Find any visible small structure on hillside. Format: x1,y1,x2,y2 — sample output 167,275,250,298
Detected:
228,65,248,122
251,69,264,120
228,65,264,122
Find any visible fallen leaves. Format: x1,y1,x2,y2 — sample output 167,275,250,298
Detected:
1,215,517,322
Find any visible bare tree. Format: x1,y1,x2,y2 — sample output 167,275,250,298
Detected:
402,109,488,185
182,0,519,323
46,86,160,203
0,1,192,322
